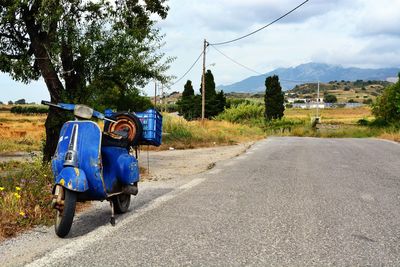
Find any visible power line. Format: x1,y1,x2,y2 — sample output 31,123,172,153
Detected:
210,44,263,75
209,0,309,46
210,45,316,84
168,50,204,87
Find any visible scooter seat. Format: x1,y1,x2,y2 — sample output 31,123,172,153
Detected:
102,128,130,148
111,129,129,139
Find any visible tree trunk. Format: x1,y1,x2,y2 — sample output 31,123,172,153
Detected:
43,108,65,162
23,11,66,162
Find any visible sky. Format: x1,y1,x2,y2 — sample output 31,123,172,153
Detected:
1,0,400,103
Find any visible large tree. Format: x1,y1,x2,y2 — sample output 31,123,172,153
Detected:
199,69,225,118
0,0,171,161
264,75,284,120
372,73,400,124
177,80,200,120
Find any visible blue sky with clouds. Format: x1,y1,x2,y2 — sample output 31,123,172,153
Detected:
1,0,399,103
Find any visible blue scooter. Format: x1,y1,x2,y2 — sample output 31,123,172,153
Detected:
42,101,142,237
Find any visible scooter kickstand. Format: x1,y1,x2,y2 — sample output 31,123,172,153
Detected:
109,201,115,226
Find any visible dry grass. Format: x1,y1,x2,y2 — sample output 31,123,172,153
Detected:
0,158,54,240
0,112,46,153
158,113,265,150
284,106,373,124
378,131,400,143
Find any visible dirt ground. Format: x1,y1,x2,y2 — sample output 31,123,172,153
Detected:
140,142,254,181
0,143,254,179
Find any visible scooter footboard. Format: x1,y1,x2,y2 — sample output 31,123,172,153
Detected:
117,154,139,185
55,167,88,192
102,147,139,192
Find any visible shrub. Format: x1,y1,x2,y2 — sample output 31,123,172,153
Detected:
10,105,48,114
226,98,251,108
357,118,369,126
363,98,373,105
215,103,264,125
372,73,400,124
324,94,337,103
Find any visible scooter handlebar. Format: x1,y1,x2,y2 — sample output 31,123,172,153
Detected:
41,100,107,120
41,100,61,108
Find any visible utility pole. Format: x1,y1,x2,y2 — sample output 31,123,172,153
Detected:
201,39,208,120
154,80,157,107
161,83,164,112
317,81,320,118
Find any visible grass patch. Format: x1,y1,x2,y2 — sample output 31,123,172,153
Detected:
160,113,265,149
0,157,54,240
0,112,46,153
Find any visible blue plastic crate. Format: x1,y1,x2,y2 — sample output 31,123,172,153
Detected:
135,109,162,146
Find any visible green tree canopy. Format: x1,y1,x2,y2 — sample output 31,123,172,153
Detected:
372,73,400,124
178,70,226,120
177,80,200,120
324,94,338,103
182,80,195,98
264,75,284,120
200,70,224,118
0,0,172,161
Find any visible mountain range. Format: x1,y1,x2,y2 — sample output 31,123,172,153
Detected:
217,63,400,93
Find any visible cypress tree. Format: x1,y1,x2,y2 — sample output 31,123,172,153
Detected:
177,80,199,120
264,75,285,120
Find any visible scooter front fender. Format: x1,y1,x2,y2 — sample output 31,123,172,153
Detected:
55,167,88,192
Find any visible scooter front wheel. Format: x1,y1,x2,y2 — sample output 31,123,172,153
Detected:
55,189,77,238
112,194,131,214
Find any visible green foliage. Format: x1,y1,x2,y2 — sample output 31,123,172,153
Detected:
264,118,305,134
177,80,200,120
162,115,193,142
226,98,251,108
372,74,400,124
0,0,172,160
0,157,54,238
264,75,284,120
215,103,264,125
178,71,226,120
200,70,226,118
88,87,153,112
10,105,48,114
182,80,195,98
363,98,373,105
357,118,369,126
324,94,338,103
158,103,178,113
14,99,26,105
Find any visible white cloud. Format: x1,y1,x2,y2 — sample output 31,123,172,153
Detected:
2,0,400,102
157,0,400,93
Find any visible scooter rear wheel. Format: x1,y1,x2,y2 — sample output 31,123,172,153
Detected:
112,194,131,214
55,189,77,238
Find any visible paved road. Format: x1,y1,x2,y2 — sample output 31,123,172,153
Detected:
5,137,400,266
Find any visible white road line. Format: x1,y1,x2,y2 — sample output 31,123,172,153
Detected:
178,178,205,190
208,169,222,174
27,177,206,267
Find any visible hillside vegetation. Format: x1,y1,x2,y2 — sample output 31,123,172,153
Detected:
288,80,391,103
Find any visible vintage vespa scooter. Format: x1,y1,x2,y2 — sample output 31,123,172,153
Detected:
42,101,161,237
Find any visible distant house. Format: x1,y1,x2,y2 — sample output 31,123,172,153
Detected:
293,103,325,109
287,98,307,104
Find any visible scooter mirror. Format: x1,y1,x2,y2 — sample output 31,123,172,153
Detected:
74,105,93,119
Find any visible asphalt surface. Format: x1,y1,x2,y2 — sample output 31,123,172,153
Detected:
4,137,400,266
